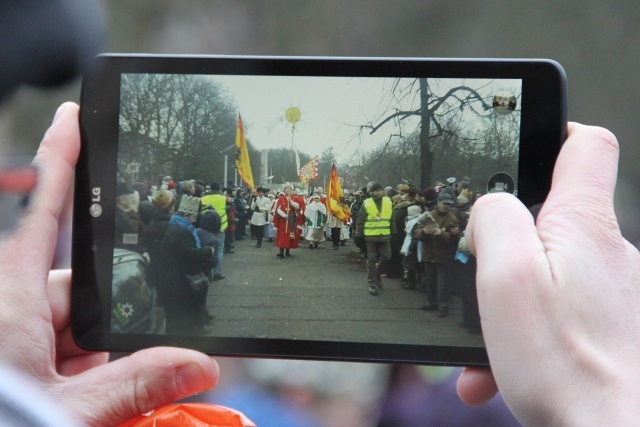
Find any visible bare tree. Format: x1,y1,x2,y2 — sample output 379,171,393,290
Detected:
361,78,515,188
118,74,240,184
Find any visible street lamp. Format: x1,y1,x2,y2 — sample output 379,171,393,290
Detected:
219,143,236,187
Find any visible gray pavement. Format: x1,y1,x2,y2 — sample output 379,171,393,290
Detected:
205,233,485,349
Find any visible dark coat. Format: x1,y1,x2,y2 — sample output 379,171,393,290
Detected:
154,223,215,333
413,209,460,263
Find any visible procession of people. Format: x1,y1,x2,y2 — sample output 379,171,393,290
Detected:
114,172,485,336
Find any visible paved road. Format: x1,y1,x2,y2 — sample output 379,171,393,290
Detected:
205,233,484,349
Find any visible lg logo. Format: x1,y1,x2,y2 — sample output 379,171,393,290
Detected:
90,187,102,218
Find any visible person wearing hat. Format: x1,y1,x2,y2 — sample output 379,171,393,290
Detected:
354,182,397,295
304,194,327,248
154,195,216,334
413,192,461,317
273,183,300,258
250,187,271,248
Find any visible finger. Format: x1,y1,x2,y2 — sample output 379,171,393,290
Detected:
55,323,108,375
537,123,627,272
0,103,80,284
56,348,219,427
48,269,72,332
466,193,547,290
46,269,109,374
58,351,109,377
540,122,619,228
466,194,550,355
456,367,499,406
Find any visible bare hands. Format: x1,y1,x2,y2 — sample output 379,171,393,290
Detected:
457,123,640,425
0,103,219,426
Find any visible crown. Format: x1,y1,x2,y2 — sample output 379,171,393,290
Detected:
177,195,200,215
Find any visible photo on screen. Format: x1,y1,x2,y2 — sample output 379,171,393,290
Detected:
111,73,522,349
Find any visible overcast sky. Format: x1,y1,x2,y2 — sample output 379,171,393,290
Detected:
207,75,522,166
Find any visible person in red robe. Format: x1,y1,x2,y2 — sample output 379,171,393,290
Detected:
273,183,300,258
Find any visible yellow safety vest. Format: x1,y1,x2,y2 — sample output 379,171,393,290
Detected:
363,197,392,236
201,193,228,231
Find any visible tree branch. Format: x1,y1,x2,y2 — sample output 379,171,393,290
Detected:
366,108,421,134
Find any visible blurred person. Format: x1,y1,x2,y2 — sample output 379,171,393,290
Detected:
196,358,387,427
377,365,519,427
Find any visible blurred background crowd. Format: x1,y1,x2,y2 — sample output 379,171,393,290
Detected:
2,1,639,425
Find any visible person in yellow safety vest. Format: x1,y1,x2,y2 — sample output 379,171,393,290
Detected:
354,182,397,296
201,181,228,281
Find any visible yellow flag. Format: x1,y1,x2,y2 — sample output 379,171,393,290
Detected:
235,114,255,190
326,163,349,221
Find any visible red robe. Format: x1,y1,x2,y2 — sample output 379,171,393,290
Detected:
293,195,306,241
273,195,300,249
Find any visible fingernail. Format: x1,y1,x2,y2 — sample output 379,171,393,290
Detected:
52,104,67,125
176,363,210,395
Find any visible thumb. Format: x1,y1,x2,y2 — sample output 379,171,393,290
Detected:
55,348,219,426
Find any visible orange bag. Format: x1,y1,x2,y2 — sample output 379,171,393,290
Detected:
118,403,256,427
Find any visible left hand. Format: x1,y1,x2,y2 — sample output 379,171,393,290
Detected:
0,103,219,426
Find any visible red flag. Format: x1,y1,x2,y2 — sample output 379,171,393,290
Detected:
326,163,349,221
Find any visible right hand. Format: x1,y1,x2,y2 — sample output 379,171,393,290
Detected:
457,123,640,425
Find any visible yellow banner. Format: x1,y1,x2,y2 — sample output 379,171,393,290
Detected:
326,163,349,221
235,114,255,190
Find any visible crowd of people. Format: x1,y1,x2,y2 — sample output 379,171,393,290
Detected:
350,178,485,334
113,172,487,336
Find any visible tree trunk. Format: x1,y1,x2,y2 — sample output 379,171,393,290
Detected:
419,78,434,188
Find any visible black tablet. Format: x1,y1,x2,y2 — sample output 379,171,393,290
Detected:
73,55,566,366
